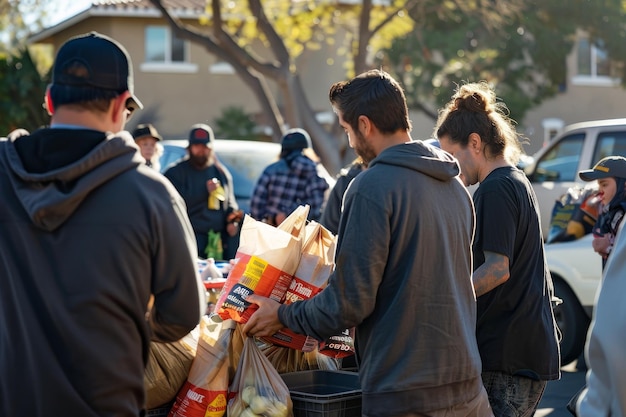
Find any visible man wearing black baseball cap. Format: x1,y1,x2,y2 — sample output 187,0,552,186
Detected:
44,31,143,121
164,123,242,260
0,32,205,417
579,155,626,269
250,128,329,226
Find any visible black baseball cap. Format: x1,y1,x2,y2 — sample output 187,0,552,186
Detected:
52,31,143,111
281,128,312,152
188,124,214,147
579,156,626,181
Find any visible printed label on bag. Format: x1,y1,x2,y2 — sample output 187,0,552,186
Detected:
319,328,356,359
262,276,323,351
216,254,294,323
168,381,226,417
282,276,322,303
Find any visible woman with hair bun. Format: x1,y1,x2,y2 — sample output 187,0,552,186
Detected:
435,82,561,417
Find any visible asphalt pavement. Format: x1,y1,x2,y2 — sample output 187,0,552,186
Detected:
535,359,587,417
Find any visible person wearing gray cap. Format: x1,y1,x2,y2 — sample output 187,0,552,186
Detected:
250,128,329,226
579,155,626,269
0,32,205,417
132,123,163,169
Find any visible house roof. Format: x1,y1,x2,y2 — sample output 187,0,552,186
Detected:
29,0,206,43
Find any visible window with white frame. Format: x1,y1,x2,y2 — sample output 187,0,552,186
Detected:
572,35,618,86
140,26,197,73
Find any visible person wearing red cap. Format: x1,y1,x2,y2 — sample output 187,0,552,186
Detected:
164,123,242,260
579,155,626,269
0,32,205,416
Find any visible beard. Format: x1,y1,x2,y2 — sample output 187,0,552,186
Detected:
189,152,210,169
352,129,377,165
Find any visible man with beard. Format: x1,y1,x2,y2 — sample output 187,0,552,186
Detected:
243,69,492,417
164,124,241,260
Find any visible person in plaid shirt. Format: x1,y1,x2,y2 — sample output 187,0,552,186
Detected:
250,128,329,225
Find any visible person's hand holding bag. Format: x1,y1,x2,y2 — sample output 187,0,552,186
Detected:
243,295,283,338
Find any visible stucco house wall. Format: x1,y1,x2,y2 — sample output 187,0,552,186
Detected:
31,6,349,140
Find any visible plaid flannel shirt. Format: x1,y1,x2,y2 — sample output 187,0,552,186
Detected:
250,152,328,222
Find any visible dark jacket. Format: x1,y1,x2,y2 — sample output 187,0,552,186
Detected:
279,141,484,416
164,157,238,259
319,161,365,235
0,128,204,417
595,182,626,269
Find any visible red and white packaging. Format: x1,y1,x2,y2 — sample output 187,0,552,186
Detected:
263,221,337,351
215,206,309,323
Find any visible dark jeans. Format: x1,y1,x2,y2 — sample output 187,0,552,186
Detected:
482,371,547,417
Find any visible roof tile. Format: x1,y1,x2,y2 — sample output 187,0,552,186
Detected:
92,0,205,13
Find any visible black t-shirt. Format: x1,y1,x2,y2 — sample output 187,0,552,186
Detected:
473,166,560,380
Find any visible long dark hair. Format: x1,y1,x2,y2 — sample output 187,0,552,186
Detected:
435,81,524,165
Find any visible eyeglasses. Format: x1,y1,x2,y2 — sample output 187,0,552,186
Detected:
125,98,137,121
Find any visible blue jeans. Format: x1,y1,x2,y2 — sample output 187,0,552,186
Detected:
482,371,547,417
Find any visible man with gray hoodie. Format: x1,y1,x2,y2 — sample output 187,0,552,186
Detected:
0,32,205,416
244,69,492,417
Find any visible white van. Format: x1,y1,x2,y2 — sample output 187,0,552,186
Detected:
524,118,626,365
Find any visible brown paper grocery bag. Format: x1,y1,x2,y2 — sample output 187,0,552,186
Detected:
144,338,196,409
215,205,309,323
168,315,236,417
263,221,337,351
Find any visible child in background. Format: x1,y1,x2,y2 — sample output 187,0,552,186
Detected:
579,156,626,269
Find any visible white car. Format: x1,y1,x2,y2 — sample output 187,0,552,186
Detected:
545,235,602,365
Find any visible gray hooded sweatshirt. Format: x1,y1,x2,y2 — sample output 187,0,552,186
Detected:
279,141,484,416
0,128,205,417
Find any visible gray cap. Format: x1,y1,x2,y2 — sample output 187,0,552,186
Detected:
132,123,162,141
579,156,626,181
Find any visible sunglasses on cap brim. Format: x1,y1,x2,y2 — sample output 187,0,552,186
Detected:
125,97,139,120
